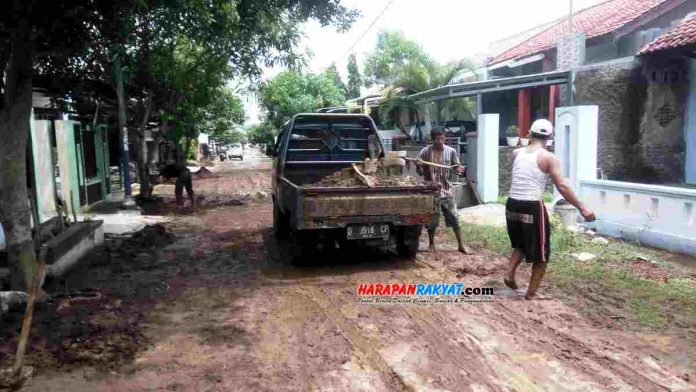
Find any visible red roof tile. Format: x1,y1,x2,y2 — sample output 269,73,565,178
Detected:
639,15,696,54
491,0,672,64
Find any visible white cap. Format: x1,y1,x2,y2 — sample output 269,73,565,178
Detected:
530,119,553,137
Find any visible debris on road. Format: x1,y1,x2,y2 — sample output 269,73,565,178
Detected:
567,225,585,233
591,237,609,246
192,166,216,178
0,292,28,316
122,224,175,250
571,252,597,261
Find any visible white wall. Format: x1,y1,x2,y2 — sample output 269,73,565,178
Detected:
198,133,210,145
30,116,57,223
580,179,696,255
554,105,598,199
685,58,696,184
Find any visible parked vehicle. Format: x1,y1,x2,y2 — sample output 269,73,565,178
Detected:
271,113,440,259
228,144,244,160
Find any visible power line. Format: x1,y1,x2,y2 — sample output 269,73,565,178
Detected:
325,0,397,70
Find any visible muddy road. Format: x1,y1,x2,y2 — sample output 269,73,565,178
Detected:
2,157,695,391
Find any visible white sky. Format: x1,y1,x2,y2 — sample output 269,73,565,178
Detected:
243,0,606,124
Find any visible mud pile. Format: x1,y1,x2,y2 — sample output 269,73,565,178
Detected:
306,171,425,188
120,224,175,250
193,166,216,178
0,288,145,371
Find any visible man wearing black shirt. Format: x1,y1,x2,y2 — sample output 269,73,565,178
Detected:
149,162,195,209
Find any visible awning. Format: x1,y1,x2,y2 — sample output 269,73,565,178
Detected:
410,70,570,104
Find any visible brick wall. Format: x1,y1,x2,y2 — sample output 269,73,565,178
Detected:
637,57,689,183
499,147,515,196
557,32,586,106
575,61,647,181
575,58,687,184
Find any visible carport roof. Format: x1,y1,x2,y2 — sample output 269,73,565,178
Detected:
410,70,570,104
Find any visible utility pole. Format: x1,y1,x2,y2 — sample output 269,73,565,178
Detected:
569,0,574,32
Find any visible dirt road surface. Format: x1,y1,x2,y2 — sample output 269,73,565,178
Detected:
1,155,694,391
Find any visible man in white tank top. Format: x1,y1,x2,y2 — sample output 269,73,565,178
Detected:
504,119,595,300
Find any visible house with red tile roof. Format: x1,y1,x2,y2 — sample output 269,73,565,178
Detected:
405,0,695,188
638,14,696,54
480,0,695,185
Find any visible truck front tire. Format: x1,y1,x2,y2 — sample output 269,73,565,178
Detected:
397,225,422,258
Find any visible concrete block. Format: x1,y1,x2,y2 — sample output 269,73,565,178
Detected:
45,220,104,278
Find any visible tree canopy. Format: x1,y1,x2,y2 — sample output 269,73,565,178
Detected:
363,30,433,87
326,63,347,95
0,0,359,291
246,121,277,146
258,70,346,128
361,30,477,137
346,53,362,98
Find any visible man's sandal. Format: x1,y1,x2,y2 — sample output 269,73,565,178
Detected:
503,277,518,290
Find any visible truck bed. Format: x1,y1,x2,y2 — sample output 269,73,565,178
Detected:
280,177,440,230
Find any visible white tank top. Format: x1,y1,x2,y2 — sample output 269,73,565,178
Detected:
509,147,549,201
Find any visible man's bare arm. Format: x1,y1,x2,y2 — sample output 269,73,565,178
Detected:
546,154,595,220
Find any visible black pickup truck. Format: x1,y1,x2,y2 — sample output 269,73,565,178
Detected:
270,113,440,259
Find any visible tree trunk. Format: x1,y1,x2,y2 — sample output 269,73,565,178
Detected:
113,54,135,207
183,137,192,164
0,29,38,291
137,95,153,198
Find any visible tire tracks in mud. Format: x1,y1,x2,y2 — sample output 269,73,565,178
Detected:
293,266,507,391
491,301,673,392
404,255,677,391
295,285,414,392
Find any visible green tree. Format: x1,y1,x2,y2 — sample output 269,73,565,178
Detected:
346,53,362,98
0,0,359,290
325,63,346,95
258,70,346,128
216,128,247,145
247,121,277,146
202,87,246,139
361,30,477,139
363,30,433,87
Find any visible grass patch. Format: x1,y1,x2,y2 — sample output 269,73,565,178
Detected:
458,216,696,328
542,192,554,204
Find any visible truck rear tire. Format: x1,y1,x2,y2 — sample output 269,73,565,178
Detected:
397,225,422,258
289,230,317,264
273,204,290,239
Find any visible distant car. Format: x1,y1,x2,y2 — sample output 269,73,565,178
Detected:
228,144,244,160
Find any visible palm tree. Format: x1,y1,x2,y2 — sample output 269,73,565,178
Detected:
379,58,478,140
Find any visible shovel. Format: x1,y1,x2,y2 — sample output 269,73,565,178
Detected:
404,157,466,176
0,246,47,389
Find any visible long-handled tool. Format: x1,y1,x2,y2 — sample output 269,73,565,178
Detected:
404,157,466,175
0,246,47,389
351,163,375,187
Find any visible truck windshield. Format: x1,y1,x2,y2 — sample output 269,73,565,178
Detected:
285,119,375,162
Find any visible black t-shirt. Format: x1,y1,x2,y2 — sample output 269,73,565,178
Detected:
160,164,184,178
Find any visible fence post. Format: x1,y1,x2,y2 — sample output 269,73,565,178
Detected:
554,105,598,201
476,114,500,203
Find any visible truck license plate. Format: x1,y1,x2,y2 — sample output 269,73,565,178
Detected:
346,224,389,240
